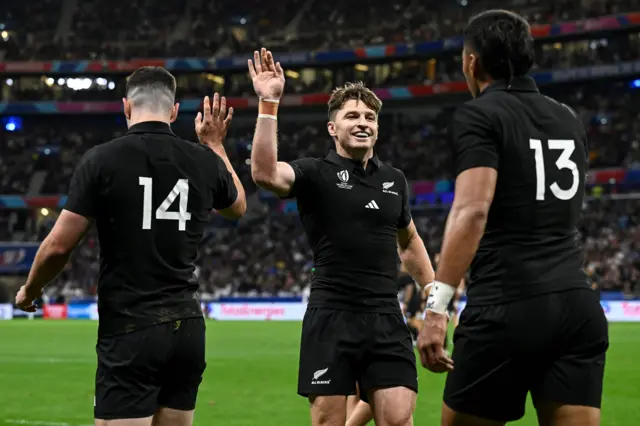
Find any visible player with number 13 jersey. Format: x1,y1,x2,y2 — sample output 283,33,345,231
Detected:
419,10,610,425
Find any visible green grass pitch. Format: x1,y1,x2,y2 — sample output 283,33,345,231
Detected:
0,321,638,425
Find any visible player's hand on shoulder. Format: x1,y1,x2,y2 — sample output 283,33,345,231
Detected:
417,311,454,374
248,47,285,100
15,285,41,313
195,93,233,148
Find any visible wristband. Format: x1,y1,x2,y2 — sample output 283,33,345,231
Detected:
258,99,279,116
424,281,456,317
258,114,278,121
259,97,280,104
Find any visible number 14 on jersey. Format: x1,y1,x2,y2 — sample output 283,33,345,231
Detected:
529,139,580,201
139,177,192,231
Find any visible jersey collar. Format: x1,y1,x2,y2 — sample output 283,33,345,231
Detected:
126,121,175,135
326,150,382,172
479,76,540,97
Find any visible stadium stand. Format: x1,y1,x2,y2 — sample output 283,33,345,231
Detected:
0,0,640,304
3,3,640,426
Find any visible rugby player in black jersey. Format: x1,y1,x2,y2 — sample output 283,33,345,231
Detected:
417,10,608,426
249,48,435,426
16,67,246,426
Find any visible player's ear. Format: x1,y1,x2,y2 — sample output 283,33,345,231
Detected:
122,98,131,120
469,53,479,80
170,103,180,123
327,121,337,138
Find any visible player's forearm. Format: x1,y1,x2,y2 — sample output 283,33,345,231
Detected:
210,145,246,208
251,100,279,185
398,235,435,288
25,238,72,293
436,205,488,287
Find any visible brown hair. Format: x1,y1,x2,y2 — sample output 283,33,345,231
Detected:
328,81,382,120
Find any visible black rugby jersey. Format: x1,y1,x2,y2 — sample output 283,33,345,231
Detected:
65,121,238,336
449,77,590,306
285,150,412,313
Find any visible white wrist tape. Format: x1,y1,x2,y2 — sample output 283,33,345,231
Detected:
424,281,456,316
259,98,280,104
258,113,278,121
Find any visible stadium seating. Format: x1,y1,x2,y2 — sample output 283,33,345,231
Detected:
1,0,640,302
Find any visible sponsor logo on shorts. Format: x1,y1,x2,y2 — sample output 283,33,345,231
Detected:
311,367,331,385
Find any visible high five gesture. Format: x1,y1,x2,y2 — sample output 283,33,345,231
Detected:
248,47,285,101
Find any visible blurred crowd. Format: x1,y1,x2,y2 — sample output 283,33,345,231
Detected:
38,195,640,303
2,80,640,197
3,29,640,102
3,0,640,301
0,78,635,300
1,0,639,61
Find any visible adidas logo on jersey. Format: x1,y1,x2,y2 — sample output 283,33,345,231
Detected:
365,200,380,209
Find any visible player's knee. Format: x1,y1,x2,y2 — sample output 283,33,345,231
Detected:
309,395,347,426
151,407,194,426
379,409,413,426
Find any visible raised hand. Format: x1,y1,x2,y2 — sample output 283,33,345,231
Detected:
248,47,285,100
195,93,233,147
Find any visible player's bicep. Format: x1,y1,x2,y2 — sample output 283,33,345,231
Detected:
452,167,497,214
252,161,296,197
46,210,93,254
450,104,499,176
270,162,297,198
278,158,318,199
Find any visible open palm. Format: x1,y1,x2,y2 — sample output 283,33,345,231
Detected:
248,47,286,100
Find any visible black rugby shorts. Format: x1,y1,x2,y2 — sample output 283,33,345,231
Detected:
297,308,417,403
94,317,206,420
444,288,608,422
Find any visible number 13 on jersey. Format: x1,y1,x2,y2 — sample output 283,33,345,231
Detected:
529,139,580,201
139,177,192,230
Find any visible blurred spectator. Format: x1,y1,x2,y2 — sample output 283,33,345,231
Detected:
1,0,639,60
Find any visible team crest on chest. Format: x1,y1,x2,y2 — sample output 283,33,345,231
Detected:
382,181,398,196
336,170,353,190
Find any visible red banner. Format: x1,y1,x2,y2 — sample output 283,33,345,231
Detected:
43,304,68,319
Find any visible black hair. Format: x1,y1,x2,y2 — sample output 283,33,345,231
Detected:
463,9,535,83
125,66,176,99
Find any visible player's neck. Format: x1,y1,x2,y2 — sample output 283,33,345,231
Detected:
477,80,491,95
335,146,373,168
127,115,172,128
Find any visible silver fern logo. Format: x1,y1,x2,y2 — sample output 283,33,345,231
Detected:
311,367,331,384
313,368,328,380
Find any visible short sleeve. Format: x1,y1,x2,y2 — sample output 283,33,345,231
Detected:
281,157,319,199
210,151,238,210
450,103,499,177
397,171,412,229
64,148,100,218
